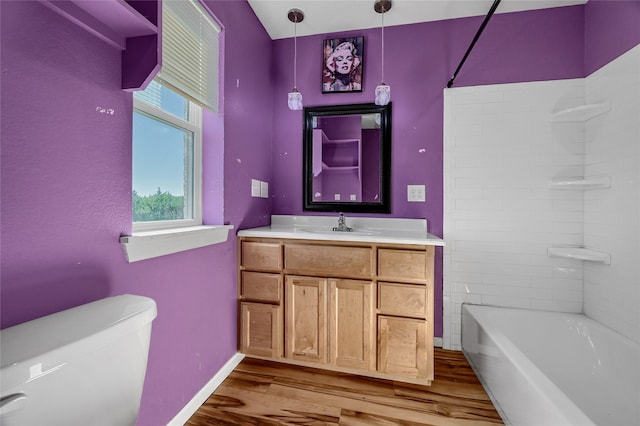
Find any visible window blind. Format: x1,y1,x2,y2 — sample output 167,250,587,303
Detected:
157,0,220,112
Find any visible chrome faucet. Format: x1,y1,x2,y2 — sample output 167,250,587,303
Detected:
332,213,353,232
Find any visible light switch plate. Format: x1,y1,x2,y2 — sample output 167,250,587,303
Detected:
260,181,269,198
407,185,426,202
251,179,261,197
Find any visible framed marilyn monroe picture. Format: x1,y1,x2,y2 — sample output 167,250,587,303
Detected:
322,37,364,93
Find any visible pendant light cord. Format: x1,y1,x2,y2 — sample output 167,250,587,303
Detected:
293,19,298,89
381,6,385,83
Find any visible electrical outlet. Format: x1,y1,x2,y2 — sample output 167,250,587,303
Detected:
350,194,357,201
334,194,341,201
260,181,269,198
407,185,426,202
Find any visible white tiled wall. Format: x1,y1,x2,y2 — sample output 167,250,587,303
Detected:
443,45,640,349
443,79,588,350
584,45,640,344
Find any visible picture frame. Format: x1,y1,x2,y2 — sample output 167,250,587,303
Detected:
322,36,364,93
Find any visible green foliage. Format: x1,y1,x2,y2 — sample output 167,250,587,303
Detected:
133,188,185,222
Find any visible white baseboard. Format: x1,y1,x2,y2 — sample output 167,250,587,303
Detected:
167,352,245,426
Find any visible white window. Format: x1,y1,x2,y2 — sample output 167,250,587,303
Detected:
121,0,230,262
131,0,220,232
132,81,202,232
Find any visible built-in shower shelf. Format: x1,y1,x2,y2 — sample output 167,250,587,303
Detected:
548,246,611,264
550,100,610,122
549,176,611,190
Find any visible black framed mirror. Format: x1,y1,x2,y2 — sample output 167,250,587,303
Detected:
303,103,391,213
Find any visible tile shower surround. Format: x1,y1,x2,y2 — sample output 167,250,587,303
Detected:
444,45,640,349
583,45,640,343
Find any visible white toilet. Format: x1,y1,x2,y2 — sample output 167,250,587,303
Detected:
0,294,157,426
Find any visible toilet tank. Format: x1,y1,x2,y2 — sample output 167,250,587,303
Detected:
0,294,157,426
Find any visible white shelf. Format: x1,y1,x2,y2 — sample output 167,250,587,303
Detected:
120,225,234,262
548,246,611,264
549,176,611,190
322,162,358,172
324,138,359,145
550,100,610,122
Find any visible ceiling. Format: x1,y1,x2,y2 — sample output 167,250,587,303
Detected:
247,0,587,40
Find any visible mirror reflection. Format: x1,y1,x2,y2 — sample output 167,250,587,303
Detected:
303,103,391,213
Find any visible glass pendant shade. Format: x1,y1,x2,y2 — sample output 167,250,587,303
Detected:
374,1,392,106
288,89,303,110
375,84,390,106
287,9,304,111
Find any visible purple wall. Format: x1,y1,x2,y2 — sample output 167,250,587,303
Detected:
271,5,586,216
271,5,586,337
206,0,274,231
0,2,272,426
1,1,639,425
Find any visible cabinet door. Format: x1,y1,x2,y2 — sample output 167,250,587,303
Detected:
378,316,428,380
240,302,282,358
328,279,375,371
285,276,327,364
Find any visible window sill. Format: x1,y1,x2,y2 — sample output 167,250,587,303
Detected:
120,225,234,262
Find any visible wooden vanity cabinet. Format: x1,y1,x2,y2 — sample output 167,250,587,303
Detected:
376,247,434,381
238,241,283,358
239,237,434,385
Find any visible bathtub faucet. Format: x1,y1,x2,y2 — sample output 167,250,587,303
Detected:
333,213,353,232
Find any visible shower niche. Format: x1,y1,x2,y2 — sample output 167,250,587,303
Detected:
547,98,612,264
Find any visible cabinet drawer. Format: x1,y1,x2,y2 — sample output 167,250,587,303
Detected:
377,249,426,280
378,282,426,318
285,244,372,278
241,241,282,271
241,271,281,303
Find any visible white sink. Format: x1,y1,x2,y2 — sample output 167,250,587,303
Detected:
238,215,445,247
298,227,380,236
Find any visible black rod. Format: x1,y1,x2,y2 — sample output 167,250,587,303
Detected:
446,0,501,88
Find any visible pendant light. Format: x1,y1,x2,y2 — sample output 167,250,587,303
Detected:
287,8,304,110
374,0,391,106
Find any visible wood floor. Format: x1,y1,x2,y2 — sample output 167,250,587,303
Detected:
186,349,504,425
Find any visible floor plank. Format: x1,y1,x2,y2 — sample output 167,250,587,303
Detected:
186,349,503,426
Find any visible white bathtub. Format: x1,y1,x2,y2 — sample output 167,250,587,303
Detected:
461,304,640,426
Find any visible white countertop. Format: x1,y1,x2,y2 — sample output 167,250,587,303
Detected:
237,215,445,246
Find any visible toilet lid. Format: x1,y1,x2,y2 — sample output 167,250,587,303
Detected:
0,295,156,369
